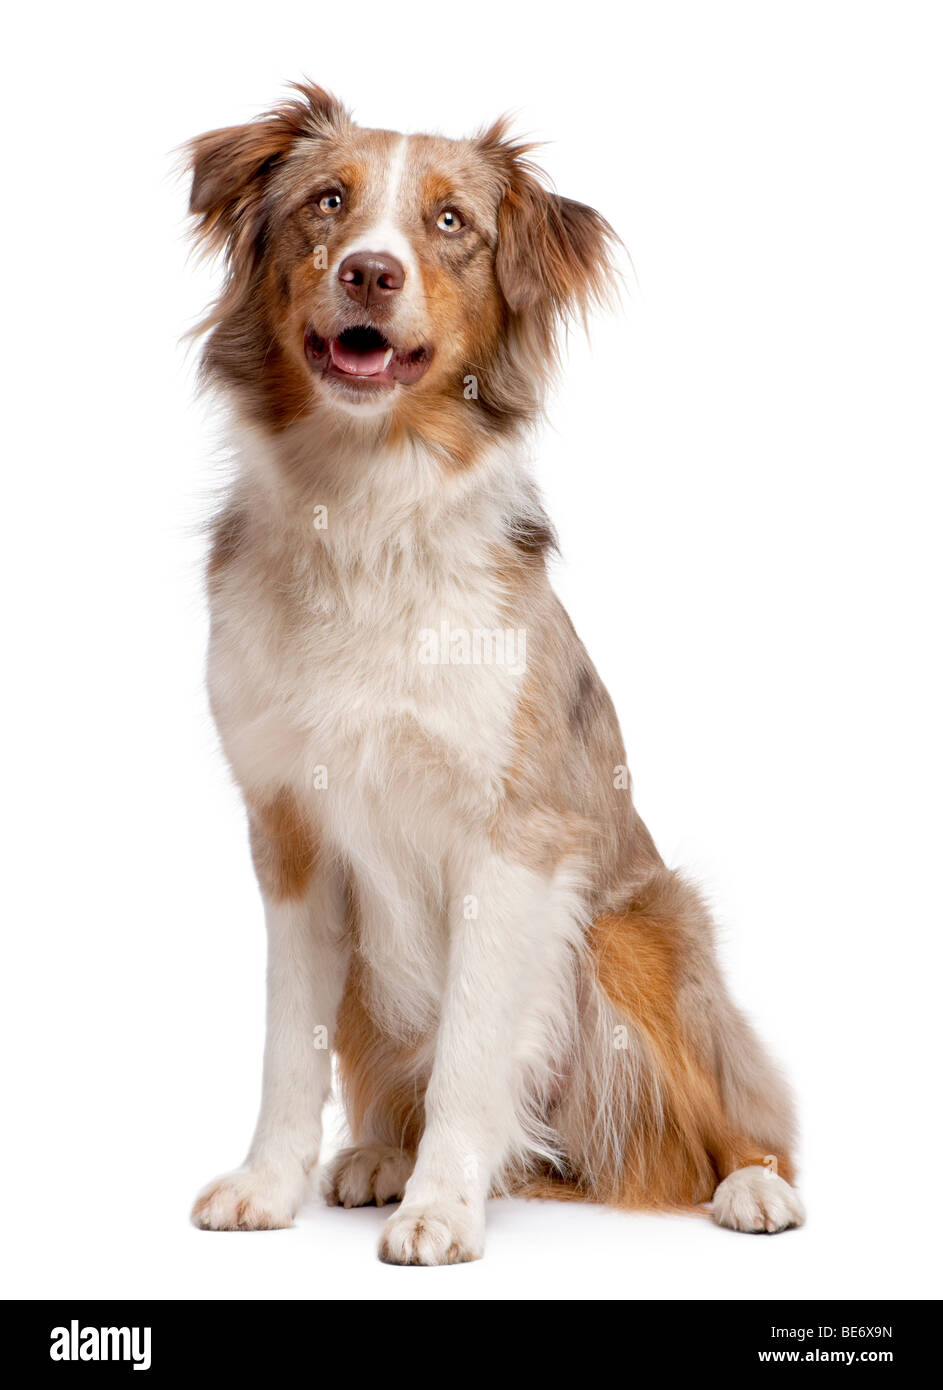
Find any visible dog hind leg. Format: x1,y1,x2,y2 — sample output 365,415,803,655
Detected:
553,866,805,1231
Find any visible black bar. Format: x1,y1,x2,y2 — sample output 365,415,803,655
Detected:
1,1299,933,1377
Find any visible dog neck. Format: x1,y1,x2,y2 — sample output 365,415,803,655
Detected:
219,406,547,587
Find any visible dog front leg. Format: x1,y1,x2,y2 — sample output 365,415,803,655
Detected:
192,792,347,1230
379,851,574,1265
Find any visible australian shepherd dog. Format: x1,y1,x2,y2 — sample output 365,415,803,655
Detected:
186,83,804,1263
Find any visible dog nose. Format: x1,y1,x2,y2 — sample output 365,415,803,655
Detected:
337,252,405,308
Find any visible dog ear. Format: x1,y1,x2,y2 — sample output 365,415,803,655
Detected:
184,82,346,264
477,118,619,342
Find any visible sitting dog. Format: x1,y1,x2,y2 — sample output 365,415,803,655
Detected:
186,83,805,1263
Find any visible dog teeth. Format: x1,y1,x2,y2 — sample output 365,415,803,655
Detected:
382,348,394,368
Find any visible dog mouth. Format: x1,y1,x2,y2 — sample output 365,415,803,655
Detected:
305,325,434,390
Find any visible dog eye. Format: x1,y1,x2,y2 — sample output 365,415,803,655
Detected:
435,207,464,233
317,191,343,215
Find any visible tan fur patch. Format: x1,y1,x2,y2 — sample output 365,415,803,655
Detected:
587,880,795,1207
248,788,319,901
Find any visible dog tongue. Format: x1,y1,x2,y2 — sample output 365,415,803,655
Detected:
330,338,389,376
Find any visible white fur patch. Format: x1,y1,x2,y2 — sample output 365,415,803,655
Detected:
712,1165,806,1234
379,1199,484,1266
335,134,419,285
192,1166,301,1231
324,1145,413,1208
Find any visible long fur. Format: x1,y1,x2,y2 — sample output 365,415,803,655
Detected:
186,84,805,1261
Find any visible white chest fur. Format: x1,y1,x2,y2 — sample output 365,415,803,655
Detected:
206,435,534,1026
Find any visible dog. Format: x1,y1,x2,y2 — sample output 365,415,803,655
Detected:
185,83,805,1264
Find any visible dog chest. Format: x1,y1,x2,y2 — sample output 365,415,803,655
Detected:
207,548,524,853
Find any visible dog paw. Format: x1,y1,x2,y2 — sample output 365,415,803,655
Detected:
711,1165,806,1234
323,1145,414,1208
191,1166,302,1231
378,1200,484,1266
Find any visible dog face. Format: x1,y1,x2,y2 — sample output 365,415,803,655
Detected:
266,122,510,416
187,84,617,441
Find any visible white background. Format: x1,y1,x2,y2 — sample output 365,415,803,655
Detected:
2,0,941,1301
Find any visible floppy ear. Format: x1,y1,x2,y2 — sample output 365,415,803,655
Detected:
185,82,346,264
478,119,620,345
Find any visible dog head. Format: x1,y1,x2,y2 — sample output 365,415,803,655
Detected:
186,83,618,448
